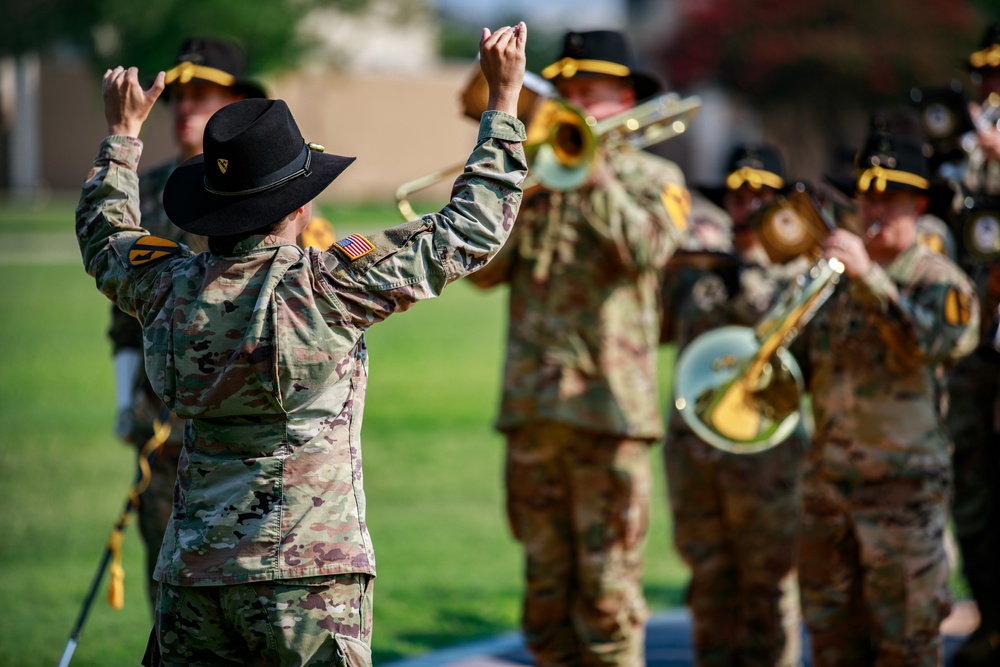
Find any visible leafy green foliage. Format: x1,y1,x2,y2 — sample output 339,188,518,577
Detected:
0,0,371,77
662,0,983,108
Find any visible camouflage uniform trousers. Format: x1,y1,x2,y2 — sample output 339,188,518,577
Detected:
504,420,653,667
799,466,952,667
143,573,374,666
663,432,807,667
946,351,1000,661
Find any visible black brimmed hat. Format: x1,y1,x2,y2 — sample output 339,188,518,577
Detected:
163,98,355,235
163,37,267,99
540,30,662,101
851,131,930,195
968,23,1000,71
724,144,786,191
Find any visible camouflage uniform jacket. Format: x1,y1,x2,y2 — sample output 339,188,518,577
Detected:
75,111,527,586
470,150,687,439
805,242,979,482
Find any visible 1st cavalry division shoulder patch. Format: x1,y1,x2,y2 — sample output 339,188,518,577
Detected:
944,286,972,326
333,234,375,260
660,183,690,233
129,236,181,266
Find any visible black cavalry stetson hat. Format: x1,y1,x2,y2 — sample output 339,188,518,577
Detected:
163,98,355,235
825,107,931,196
851,131,931,195
163,37,267,99
724,143,786,191
540,29,662,101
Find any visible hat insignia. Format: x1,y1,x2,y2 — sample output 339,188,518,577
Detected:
217,158,229,174
176,61,195,84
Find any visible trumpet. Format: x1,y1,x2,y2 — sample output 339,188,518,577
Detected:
671,186,853,454
395,67,701,220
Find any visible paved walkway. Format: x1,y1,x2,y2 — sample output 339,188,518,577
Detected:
384,602,979,667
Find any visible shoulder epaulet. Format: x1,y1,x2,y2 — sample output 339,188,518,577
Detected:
128,236,181,267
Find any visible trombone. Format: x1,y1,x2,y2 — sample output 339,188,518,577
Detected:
395,66,701,220
671,185,854,453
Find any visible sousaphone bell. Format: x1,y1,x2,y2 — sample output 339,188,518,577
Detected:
672,185,848,453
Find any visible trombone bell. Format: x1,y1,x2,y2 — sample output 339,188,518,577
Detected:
525,99,597,191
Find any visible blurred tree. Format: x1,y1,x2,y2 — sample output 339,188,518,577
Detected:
657,0,988,175
663,0,980,107
0,0,375,77
437,15,562,75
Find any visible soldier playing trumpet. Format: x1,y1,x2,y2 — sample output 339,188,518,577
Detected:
798,129,979,667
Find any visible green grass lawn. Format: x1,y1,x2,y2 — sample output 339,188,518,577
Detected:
0,197,687,666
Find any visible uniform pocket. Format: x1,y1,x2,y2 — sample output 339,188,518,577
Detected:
335,633,373,667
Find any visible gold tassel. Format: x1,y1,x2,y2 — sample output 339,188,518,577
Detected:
105,413,170,611
107,527,126,610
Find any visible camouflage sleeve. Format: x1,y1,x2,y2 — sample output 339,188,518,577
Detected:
76,136,192,317
464,218,522,289
322,110,527,324
850,262,980,371
586,153,686,277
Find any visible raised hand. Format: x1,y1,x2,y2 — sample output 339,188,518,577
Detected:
102,66,166,138
479,22,527,117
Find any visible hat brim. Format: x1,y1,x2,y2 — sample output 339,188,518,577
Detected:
629,71,662,101
163,151,356,235
824,173,933,198
550,69,662,101
161,78,269,101
694,184,726,209
694,181,787,209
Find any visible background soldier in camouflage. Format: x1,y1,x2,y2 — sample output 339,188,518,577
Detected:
943,25,1000,667
468,30,688,667
798,130,979,667
106,37,267,609
661,144,808,667
78,22,528,665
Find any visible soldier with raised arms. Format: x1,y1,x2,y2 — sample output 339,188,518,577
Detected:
76,22,528,666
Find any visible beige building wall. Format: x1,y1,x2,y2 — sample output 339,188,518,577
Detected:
36,57,483,205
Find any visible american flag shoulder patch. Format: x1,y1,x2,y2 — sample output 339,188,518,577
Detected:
128,236,181,266
333,233,376,260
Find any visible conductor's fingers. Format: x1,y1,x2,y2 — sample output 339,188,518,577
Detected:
515,22,527,49
103,66,125,92
494,27,515,51
482,25,511,50
148,71,166,100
